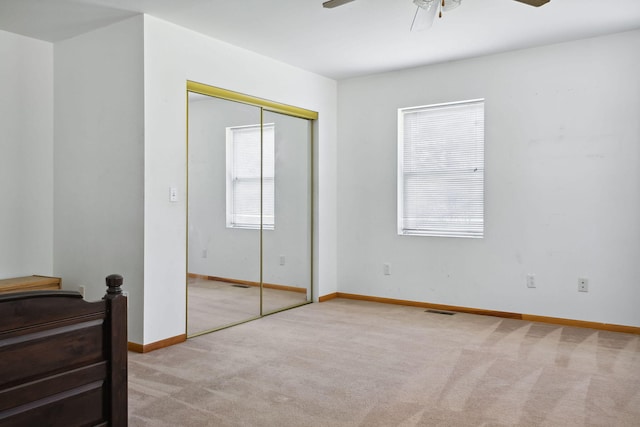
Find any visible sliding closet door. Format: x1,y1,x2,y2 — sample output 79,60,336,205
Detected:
261,111,312,314
186,81,316,337
187,93,261,336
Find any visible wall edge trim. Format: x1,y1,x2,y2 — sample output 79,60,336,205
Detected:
128,334,187,353
319,292,338,302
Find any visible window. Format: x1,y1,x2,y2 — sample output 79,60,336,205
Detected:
397,99,484,238
226,123,275,230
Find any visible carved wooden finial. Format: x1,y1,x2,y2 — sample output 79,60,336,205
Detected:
106,274,124,295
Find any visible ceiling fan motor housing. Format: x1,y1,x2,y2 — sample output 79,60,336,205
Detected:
513,0,551,6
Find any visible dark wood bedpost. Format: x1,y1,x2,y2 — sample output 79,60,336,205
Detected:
105,274,128,426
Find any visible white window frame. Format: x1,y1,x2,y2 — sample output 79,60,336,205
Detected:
225,123,275,230
397,99,484,238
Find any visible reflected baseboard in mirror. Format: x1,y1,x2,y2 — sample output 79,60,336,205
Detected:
187,274,309,336
188,273,307,294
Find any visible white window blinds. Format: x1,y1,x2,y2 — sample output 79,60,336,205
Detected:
226,124,275,230
398,99,484,238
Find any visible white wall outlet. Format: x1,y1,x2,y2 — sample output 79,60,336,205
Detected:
169,186,178,202
578,277,589,292
279,255,286,266
202,248,208,258
526,274,536,288
78,285,85,298
383,263,391,275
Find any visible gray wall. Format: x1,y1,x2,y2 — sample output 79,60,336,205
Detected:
53,16,145,342
0,30,53,279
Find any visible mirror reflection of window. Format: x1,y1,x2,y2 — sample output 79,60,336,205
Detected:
225,123,275,230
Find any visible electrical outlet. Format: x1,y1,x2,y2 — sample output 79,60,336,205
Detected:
202,249,208,258
279,255,286,266
383,263,391,275
526,274,536,288
578,277,588,292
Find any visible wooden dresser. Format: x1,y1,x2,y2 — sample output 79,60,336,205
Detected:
0,275,62,294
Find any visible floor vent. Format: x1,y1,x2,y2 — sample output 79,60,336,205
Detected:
232,284,251,289
425,309,455,316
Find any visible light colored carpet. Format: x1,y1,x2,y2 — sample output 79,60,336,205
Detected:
129,298,640,426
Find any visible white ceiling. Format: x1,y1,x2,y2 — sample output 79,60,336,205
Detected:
2,0,640,80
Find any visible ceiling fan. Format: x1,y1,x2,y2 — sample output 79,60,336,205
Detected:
323,0,551,31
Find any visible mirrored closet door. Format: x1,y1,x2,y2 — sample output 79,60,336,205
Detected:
186,82,316,337
261,110,312,315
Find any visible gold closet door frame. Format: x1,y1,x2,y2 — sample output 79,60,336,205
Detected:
187,81,318,120
186,80,317,336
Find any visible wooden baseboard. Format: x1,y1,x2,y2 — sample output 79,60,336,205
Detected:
128,334,186,353
319,292,338,302
521,314,640,335
324,292,640,335
188,273,307,294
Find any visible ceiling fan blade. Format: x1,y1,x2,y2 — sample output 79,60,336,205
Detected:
323,0,356,8
513,0,551,6
411,3,438,32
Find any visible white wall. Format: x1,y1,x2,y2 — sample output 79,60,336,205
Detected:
54,16,145,343
337,30,640,327
0,30,53,279
143,16,338,344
